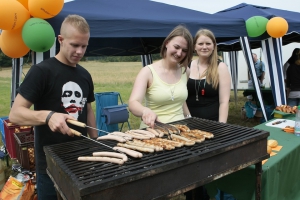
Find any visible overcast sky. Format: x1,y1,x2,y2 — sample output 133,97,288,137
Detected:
151,0,300,13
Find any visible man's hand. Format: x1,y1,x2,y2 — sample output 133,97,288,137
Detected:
47,112,76,136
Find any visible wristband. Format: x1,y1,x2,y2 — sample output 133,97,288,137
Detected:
185,114,192,118
45,111,55,125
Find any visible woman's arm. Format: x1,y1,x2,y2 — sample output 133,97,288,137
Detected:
182,102,191,118
128,66,157,127
218,62,231,123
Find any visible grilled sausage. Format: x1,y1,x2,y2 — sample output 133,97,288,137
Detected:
109,131,132,138
117,143,154,153
113,147,143,158
131,129,156,137
97,135,127,142
78,156,124,165
126,131,152,140
129,140,163,151
146,127,160,137
92,152,128,161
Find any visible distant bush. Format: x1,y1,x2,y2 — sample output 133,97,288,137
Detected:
0,52,12,67
0,51,32,68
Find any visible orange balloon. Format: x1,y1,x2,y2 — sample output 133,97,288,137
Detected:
28,0,64,19
266,17,289,38
18,0,29,10
1,28,30,58
0,0,30,30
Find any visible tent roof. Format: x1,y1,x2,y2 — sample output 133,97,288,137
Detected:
216,3,300,51
47,0,247,56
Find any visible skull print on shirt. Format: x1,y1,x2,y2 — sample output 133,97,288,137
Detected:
61,81,87,119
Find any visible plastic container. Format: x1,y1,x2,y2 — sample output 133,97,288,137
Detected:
294,105,300,136
3,119,32,158
14,130,35,171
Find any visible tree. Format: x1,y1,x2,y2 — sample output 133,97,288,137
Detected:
0,52,12,68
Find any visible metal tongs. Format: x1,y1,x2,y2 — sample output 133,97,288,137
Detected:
154,121,180,139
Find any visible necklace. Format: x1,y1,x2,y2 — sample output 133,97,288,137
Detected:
195,60,207,101
170,86,175,101
160,60,179,101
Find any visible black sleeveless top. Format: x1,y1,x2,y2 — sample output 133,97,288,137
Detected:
186,61,220,121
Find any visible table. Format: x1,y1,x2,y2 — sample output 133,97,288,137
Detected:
206,117,300,200
243,88,274,106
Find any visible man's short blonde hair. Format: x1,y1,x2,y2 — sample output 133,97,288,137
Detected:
60,14,90,37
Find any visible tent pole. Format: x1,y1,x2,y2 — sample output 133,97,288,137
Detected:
11,58,23,107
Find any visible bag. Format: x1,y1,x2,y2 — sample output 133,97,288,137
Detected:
0,176,35,200
244,101,257,118
102,104,129,125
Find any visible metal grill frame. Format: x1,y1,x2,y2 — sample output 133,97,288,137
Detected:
44,118,269,200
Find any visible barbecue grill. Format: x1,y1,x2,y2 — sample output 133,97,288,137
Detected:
44,117,269,200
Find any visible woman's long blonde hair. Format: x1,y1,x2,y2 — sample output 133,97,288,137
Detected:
194,29,219,89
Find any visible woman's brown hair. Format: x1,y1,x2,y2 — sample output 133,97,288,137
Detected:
160,25,193,72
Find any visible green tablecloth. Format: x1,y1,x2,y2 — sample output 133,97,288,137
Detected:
206,117,300,200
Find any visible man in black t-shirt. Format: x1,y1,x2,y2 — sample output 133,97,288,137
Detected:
9,15,98,199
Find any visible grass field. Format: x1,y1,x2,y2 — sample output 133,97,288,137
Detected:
0,60,260,129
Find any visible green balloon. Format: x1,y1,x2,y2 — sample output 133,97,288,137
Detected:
246,16,269,37
22,18,55,52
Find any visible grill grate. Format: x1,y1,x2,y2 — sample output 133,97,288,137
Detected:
44,117,269,199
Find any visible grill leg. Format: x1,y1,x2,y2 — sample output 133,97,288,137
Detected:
56,190,63,200
255,162,262,200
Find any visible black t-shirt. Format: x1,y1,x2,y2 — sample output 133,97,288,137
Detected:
18,57,95,174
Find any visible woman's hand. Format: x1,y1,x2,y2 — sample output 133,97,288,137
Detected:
141,107,157,128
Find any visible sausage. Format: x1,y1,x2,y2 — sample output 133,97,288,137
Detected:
117,143,154,153
113,146,143,158
146,127,160,137
109,132,132,140
152,138,184,147
154,128,166,137
109,131,132,138
92,151,128,161
127,140,163,151
131,129,156,137
97,135,127,142
171,134,191,142
143,139,175,150
126,131,152,140
180,132,205,143
78,156,124,165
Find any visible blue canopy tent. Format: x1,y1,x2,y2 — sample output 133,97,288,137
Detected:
215,3,300,121
46,0,248,57
10,0,249,107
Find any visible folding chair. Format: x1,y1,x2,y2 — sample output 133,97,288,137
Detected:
94,92,131,136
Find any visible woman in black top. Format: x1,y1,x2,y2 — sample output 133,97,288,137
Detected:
186,29,231,122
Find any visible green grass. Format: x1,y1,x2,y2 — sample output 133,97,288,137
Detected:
0,61,259,129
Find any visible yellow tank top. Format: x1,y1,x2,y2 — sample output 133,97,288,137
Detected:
140,65,188,128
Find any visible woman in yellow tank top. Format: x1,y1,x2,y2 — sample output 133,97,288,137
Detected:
129,25,194,128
